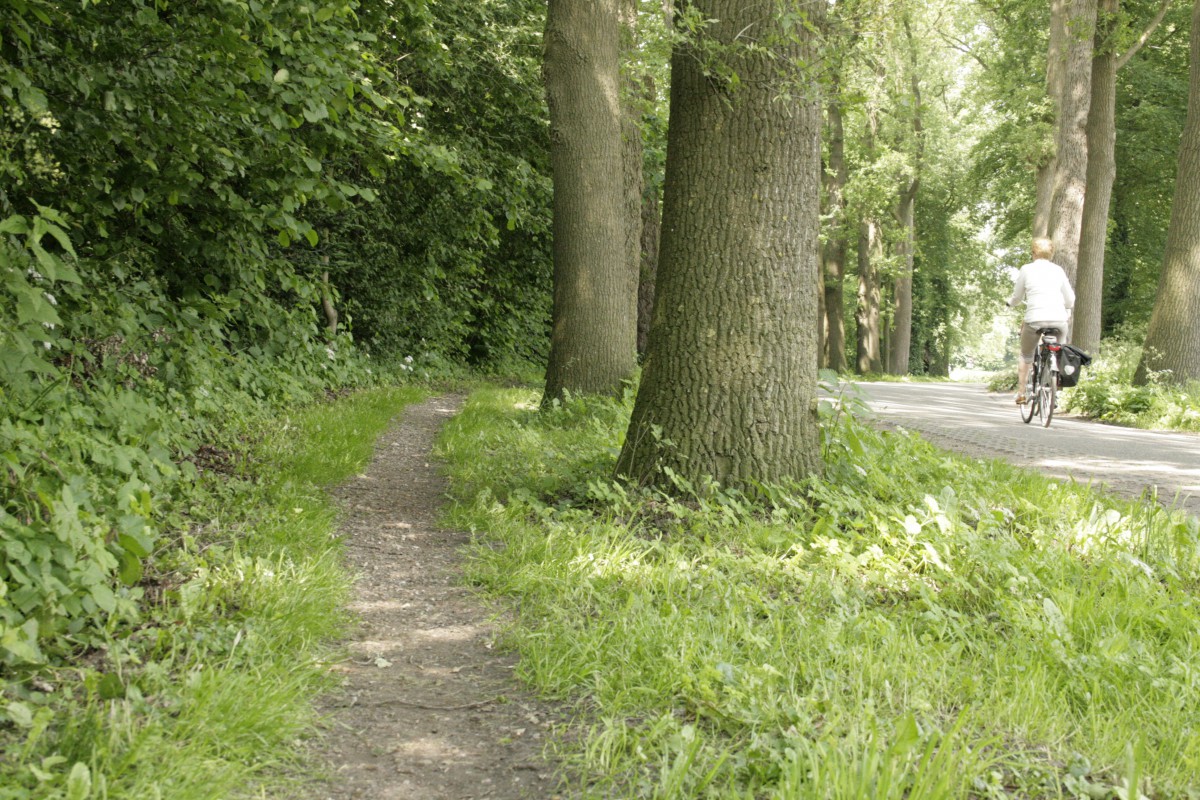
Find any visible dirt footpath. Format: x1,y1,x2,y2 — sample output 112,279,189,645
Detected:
307,396,568,800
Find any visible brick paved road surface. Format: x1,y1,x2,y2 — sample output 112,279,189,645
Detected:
855,381,1200,519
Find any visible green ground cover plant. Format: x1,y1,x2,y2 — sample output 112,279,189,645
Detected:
441,387,1200,799
0,386,424,799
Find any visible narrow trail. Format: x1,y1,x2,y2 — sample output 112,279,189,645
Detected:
308,395,568,800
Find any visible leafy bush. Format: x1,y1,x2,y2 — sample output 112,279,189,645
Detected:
1063,337,1200,431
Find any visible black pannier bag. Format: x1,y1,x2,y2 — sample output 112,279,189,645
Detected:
1058,343,1093,387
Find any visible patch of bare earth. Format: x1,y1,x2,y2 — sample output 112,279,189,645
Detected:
305,396,570,800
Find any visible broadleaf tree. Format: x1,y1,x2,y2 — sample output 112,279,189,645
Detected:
1136,0,1200,385
542,0,638,404
617,0,824,490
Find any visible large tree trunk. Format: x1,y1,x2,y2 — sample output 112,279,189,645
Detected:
542,0,637,403
1048,0,1098,284
822,93,849,373
1074,0,1117,354
1034,0,1070,237
1135,0,1200,385
616,0,824,490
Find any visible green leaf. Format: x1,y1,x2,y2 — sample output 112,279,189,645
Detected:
303,102,329,123
118,551,143,586
18,85,48,114
305,229,319,246
278,230,291,247
5,701,34,728
315,6,336,22
274,68,290,84
66,763,92,800
0,215,29,235
90,584,117,613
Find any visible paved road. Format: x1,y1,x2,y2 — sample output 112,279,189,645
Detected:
853,381,1200,519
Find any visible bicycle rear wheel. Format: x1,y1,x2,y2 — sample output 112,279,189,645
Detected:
1020,366,1037,423
1040,369,1056,427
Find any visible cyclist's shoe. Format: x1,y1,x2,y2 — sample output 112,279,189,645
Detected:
1015,394,1026,405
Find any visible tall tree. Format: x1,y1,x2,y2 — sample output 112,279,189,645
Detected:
1135,0,1200,385
855,107,885,375
1074,0,1173,353
888,18,924,375
1048,0,1099,283
822,86,850,372
617,0,824,490
1035,0,1071,236
542,0,638,403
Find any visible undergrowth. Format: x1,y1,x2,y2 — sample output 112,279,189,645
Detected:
441,387,1200,799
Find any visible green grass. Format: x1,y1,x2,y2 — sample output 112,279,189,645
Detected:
440,386,1200,799
0,386,425,799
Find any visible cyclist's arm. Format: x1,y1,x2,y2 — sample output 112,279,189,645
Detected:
1007,268,1026,308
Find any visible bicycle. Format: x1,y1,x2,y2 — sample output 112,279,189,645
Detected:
1019,327,1063,427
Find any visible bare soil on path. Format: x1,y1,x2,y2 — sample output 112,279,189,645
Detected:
306,395,569,800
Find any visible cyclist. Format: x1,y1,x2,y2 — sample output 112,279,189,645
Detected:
1007,237,1075,405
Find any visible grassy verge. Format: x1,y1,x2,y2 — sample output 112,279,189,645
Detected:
440,387,1200,799
0,386,425,799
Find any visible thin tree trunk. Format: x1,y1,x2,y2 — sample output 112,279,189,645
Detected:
637,181,661,356
856,111,883,375
1048,0,1098,284
621,0,646,357
542,0,637,403
1074,0,1117,354
1135,0,1200,385
617,0,824,490
888,20,923,376
856,217,883,374
822,93,849,373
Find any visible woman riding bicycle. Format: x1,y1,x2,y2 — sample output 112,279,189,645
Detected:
1008,237,1075,405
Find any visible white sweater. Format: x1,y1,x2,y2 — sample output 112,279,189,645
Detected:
1008,259,1075,322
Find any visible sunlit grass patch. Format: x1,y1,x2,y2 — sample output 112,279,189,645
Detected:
441,386,1200,798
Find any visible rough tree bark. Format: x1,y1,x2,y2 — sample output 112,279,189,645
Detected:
822,91,849,373
616,0,824,490
1073,0,1117,353
1135,0,1200,385
1048,0,1098,284
1034,0,1070,237
542,0,637,403
621,0,646,358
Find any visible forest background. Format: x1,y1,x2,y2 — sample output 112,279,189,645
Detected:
3,0,1200,797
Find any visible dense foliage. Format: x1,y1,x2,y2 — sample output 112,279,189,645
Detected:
1,0,554,671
